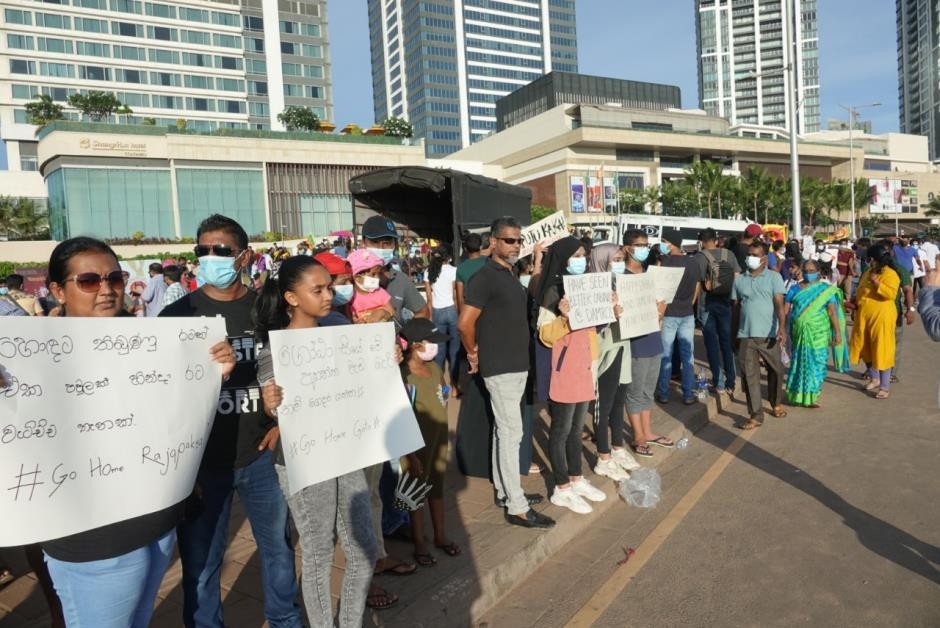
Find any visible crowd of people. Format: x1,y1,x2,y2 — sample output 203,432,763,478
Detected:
2,210,939,628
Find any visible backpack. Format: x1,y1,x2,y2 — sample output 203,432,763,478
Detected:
702,248,735,296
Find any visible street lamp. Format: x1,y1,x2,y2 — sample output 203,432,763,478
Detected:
839,102,881,240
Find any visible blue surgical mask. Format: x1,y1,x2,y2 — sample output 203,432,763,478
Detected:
632,246,650,263
566,257,587,275
519,274,532,288
332,283,354,305
198,254,240,288
804,272,820,282
0,287,7,295
610,261,626,274
659,243,671,255
368,247,395,264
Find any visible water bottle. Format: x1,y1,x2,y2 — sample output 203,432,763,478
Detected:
696,368,708,401
676,437,689,449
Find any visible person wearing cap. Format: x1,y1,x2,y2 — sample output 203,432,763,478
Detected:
347,249,396,324
399,318,461,565
314,251,355,320
735,224,764,270
360,216,430,322
656,232,702,405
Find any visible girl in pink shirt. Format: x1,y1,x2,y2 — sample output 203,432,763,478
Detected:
347,249,396,324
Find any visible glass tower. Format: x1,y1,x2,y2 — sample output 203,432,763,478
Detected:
897,0,940,160
368,0,578,156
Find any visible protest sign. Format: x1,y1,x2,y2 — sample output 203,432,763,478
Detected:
269,322,424,495
521,211,568,257
563,273,616,330
615,273,660,338
0,317,226,546
646,265,686,304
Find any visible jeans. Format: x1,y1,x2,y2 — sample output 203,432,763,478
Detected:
275,465,377,628
363,462,387,561
701,299,736,390
483,371,529,516
178,451,302,628
594,349,626,455
432,305,461,385
45,529,175,628
891,322,904,378
738,337,785,421
548,400,590,486
658,315,696,400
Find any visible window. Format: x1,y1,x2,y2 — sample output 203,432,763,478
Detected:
147,25,177,41
38,37,74,53
5,9,33,26
184,74,211,89
12,84,38,99
186,97,214,111
215,55,242,70
149,48,180,64
115,68,145,83
10,59,36,75
41,62,75,77
247,59,266,74
246,37,264,52
212,33,241,48
219,100,245,114
7,34,34,50
36,12,70,28
110,0,142,13
182,52,212,67
249,101,268,117
279,20,297,33
281,41,297,55
75,17,107,32
150,71,181,86
302,44,322,58
248,81,267,95
179,6,208,22
212,11,239,26
307,85,323,99
75,0,107,8
216,77,244,92
283,83,302,97
181,30,210,45
303,23,320,37
282,62,301,76
145,2,175,18
243,15,263,30
117,92,149,107
113,21,143,37
303,65,323,78
153,95,182,109
42,86,75,102
78,41,112,57
79,65,109,80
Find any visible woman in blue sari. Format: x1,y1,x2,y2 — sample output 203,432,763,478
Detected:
785,260,849,407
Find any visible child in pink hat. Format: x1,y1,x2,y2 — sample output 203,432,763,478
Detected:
346,248,396,323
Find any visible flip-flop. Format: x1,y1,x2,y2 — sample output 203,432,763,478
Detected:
633,444,653,457
648,436,675,448
373,559,417,577
736,418,762,430
413,552,437,567
0,569,14,588
874,389,890,400
366,588,399,610
435,542,461,557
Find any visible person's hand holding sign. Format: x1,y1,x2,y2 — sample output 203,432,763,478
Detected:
209,340,236,380
261,381,284,418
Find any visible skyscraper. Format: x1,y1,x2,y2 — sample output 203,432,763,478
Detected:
694,0,819,134
368,0,577,156
898,0,939,160
1,0,333,172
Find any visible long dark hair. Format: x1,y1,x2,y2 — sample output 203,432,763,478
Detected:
867,243,902,277
536,236,583,313
48,237,119,285
253,256,324,341
427,244,451,285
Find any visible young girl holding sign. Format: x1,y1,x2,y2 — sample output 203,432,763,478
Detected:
254,256,379,626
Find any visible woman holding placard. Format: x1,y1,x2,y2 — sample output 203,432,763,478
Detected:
255,255,380,626
39,237,236,628
536,236,615,514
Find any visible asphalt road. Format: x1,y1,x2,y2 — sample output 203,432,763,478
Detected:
482,320,940,628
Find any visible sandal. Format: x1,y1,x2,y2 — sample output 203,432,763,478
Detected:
633,443,654,457
874,389,890,400
771,406,788,418
435,542,461,557
890,375,899,383
366,587,399,610
736,418,762,430
648,436,675,448
528,462,544,474
413,552,437,567
373,558,417,577
0,569,14,589
863,380,880,392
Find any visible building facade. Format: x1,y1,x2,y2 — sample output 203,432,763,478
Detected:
695,0,819,134
368,0,577,156
897,0,940,161
1,0,333,175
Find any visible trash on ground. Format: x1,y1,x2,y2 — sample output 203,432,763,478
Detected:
617,546,636,566
619,468,661,508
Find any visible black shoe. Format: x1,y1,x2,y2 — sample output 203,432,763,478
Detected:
495,493,544,508
505,509,555,529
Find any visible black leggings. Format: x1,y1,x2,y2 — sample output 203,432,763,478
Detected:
548,400,590,486
594,349,627,454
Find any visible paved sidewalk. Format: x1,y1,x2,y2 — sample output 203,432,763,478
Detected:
0,368,714,628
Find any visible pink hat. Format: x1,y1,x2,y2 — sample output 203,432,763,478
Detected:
347,248,384,275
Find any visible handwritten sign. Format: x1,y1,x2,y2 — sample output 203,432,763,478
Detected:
646,265,686,304
521,211,568,257
563,273,616,330
0,317,226,546
615,273,660,338
269,323,424,495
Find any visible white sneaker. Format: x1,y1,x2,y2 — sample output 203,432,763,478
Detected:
571,477,607,502
594,457,629,482
611,448,641,472
550,487,593,514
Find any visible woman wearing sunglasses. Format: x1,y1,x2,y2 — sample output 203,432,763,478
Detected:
39,237,235,628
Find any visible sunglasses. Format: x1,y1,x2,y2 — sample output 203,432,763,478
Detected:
65,270,126,293
194,244,240,257
496,237,522,245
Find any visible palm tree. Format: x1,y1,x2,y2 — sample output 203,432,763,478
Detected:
739,166,771,222
685,160,724,219
923,196,940,217
0,197,49,239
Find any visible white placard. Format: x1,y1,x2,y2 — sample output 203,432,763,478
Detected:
615,273,661,338
521,211,568,257
563,272,616,330
646,265,686,304
0,317,226,546
269,323,424,495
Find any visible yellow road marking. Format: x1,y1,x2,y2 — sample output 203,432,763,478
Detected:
564,427,756,628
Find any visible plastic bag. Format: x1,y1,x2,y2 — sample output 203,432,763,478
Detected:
619,468,661,508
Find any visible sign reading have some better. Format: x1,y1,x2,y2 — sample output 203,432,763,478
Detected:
269,323,424,495
563,272,616,330
615,273,661,339
0,317,226,547
521,211,568,257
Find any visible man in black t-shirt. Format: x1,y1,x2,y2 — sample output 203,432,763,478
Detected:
161,214,301,628
458,217,555,530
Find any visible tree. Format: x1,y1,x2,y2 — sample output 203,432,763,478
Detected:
24,94,64,127
277,106,320,132
115,104,134,124
0,197,49,240
684,160,725,219
530,204,557,222
67,90,123,122
380,116,413,138
739,166,771,222
660,179,700,217
922,196,940,217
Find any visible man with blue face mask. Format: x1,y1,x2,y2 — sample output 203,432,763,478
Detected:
360,215,429,323
655,232,702,405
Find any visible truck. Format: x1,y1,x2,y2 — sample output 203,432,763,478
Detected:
571,213,755,249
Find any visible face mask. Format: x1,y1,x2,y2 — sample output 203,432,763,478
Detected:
566,257,587,275
745,256,763,271
610,261,626,275
0,288,8,295
416,342,439,361
332,284,353,305
816,245,826,252
659,243,671,255
391,263,401,272
357,275,381,293
632,246,650,263
198,254,240,288
519,275,532,288
368,247,395,264
804,272,820,282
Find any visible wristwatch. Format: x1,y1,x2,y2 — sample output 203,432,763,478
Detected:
908,306,917,312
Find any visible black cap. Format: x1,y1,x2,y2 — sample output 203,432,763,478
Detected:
400,318,449,345
663,231,683,248
362,216,398,240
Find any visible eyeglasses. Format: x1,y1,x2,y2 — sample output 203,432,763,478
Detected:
495,237,522,245
194,244,239,257
65,270,126,293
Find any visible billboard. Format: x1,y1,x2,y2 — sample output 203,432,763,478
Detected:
868,178,902,214
571,176,617,213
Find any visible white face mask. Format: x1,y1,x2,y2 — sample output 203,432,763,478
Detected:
357,275,381,292
745,256,763,271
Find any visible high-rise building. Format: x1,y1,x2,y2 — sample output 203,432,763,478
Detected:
694,0,819,134
0,0,333,173
898,0,940,160
368,0,577,156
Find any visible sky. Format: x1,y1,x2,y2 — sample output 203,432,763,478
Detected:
327,0,900,134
